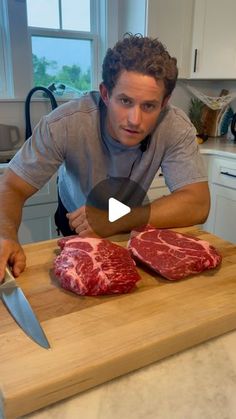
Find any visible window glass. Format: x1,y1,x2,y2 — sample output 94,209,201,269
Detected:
61,0,91,31
26,0,59,29
0,0,13,97
0,76,3,96
0,0,107,98
32,36,91,92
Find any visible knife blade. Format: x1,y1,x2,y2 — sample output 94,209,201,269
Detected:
0,266,50,349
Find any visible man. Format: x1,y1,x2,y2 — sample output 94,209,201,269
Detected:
0,34,210,281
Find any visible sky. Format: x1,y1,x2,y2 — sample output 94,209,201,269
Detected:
32,37,91,74
27,0,91,74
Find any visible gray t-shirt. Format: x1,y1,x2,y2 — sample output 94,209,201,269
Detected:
9,91,207,211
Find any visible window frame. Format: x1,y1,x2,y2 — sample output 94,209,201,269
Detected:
0,0,119,100
0,0,14,98
27,0,99,90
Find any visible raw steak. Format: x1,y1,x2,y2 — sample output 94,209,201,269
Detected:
128,226,222,280
54,236,141,296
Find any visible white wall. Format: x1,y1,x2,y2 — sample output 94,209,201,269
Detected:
0,99,64,145
118,0,146,38
171,80,236,114
1,75,234,141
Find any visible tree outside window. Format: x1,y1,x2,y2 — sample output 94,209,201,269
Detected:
26,0,95,95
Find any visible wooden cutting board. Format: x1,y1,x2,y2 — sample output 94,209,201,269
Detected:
1,227,236,418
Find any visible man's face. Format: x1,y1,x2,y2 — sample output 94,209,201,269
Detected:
100,70,169,147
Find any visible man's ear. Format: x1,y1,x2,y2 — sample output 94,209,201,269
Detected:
99,83,109,105
161,95,171,109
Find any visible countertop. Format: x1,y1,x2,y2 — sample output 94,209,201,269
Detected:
8,227,233,419
1,140,236,419
199,137,236,159
23,331,236,419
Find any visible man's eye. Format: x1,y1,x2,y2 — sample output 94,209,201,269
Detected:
120,98,131,106
142,103,155,112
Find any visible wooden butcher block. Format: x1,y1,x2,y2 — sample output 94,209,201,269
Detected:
1,227,236,418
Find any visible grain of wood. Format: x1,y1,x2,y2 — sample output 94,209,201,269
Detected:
0,227,236,418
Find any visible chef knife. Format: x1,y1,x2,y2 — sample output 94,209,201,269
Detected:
0,265,50,349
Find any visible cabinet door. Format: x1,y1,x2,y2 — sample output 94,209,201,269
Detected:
191,0,236,78
19,203,59,244
24,173,58,206
204,184,236,244
146,0,194,78
147,171,170,202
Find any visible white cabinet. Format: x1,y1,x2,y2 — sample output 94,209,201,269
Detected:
19,202,59,244
191,0,236,79
146,0,236,79
146,0,194,78
147,170,170,202
18,173,59,244
206,184,236,243
203,156,236,243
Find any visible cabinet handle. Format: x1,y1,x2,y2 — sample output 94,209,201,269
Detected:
220,171,236,178
193,49,198,72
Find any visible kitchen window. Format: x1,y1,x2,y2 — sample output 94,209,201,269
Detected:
0,0,118,100
0,0,13,98
26,0,96,95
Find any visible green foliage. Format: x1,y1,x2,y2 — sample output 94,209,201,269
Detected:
32,54,91,92
33,54,57,86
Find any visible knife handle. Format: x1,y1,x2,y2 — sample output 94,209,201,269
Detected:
1,266,17,289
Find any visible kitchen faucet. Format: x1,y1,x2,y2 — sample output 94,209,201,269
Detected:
25,86,58,141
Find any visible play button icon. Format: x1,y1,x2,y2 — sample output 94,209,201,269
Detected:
108,197,131,222
85,176,150,240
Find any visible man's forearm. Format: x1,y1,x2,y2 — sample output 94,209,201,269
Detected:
0,170,38,240
67,182,210,237
0,185,24,240
111,181,210,234
148,186,210,228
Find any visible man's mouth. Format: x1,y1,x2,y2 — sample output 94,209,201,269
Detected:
123,127,141,134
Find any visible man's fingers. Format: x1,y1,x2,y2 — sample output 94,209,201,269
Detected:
75,220,90,235
0,242,26,281
0,247,10,281
66,206,85,220
67,207,86,231
69,215,85,231
78,228,98,238
0,266,6,282
10,254,26,277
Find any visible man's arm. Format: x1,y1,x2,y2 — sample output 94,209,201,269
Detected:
0,169,38,281
149,181,210,227
67,181,210,236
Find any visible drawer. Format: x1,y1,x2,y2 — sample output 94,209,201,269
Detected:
211,157,236,189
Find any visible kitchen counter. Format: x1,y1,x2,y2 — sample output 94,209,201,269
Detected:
23,330,236,419
0,227,235,419
199,137,236,244
1,141,236,418
199,137,236,158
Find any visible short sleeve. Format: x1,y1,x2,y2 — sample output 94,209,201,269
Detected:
161,123,207,192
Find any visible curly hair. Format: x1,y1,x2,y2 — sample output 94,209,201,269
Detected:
102,33,178,98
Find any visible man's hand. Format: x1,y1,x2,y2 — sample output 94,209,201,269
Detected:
66,181,210,239
67,203,150,238
66,205,115,237
0,238,26,282
0,169,38,282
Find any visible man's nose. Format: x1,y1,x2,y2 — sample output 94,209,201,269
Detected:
127,106,142,127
